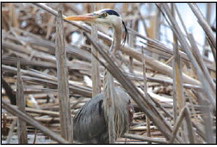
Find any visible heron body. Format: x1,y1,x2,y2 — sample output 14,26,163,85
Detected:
65,9,133,143
73,87,133,143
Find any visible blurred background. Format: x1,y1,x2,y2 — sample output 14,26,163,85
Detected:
2,3,216,144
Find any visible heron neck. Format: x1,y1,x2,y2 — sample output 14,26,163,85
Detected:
111,23,122,53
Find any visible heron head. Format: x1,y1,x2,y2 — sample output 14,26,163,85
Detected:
65,9,128,44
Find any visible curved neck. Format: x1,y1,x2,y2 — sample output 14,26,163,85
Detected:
110,21,122,54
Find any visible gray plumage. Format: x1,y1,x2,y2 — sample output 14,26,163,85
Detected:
73,87,132,143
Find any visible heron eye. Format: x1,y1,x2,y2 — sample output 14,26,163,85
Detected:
100,13,108,18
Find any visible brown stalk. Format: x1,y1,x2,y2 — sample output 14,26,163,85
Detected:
55,10,73,142
16,61,28,143
90,4,101,97
2,100,70,143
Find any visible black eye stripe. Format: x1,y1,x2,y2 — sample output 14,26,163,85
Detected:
102,10,120,17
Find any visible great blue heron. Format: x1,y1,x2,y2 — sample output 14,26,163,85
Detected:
65,9,134,144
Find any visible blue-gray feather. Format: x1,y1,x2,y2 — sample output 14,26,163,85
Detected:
73,87,131,143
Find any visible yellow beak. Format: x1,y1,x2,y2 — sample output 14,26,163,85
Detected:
64,14,97,22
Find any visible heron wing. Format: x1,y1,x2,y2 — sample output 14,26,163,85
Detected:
73,93,108,143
